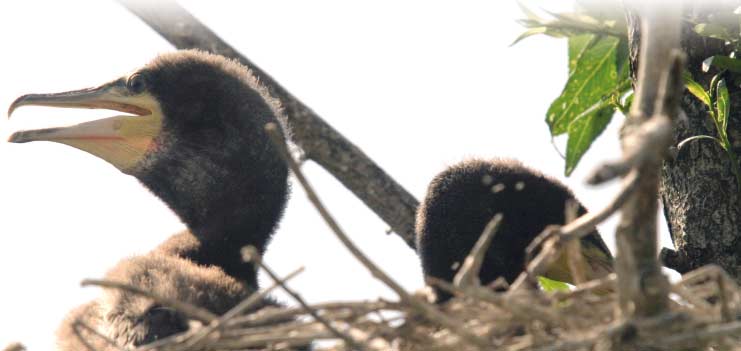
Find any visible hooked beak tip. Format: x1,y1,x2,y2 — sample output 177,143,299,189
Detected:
8,131,24,143
8,95,30,119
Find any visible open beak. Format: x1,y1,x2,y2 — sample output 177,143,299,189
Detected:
8,78,163,173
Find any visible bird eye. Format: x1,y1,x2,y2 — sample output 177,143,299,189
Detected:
127,73,146,94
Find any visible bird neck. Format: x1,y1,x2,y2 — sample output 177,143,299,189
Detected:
138,136,289,287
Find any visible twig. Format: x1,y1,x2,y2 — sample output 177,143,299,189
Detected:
453,214,503,289
81,279,218,323
181,266,305,349
509,169,639,291
587,117,672,185
242,246,369,351
648,320,741,348
564,200,587,285
72,320,128,351
116,0,420,249
553,273,617,301
265,122,490,349
227,300,398,327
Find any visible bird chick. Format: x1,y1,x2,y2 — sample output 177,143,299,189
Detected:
416,159,613,302
9,50,290,348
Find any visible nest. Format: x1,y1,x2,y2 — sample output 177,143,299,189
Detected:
9,261,736,351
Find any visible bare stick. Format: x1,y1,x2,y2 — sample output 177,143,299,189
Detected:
648,321,741,348
228,300,397,327
182,266,305,349
81,279,218,323
612,4,683,317
116,0,419,249
553,273,617,301
265,122,490,348
587,117,672,185
564,200,587,285
242,246,369,351
509,170,639,291
73,320,128,351
453,214,503,289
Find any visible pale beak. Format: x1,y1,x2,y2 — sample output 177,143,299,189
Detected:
8,78,163,173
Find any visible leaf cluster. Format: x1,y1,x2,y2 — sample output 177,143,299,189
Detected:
516,2,741,182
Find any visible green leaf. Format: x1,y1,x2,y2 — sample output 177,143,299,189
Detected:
702,55,741,73
694,23,735,42
615,35,630,79
547,35,623,135
682,71,711,107
568,34,596,73
565,106,613,175
717,79,730,137
539,276,570,292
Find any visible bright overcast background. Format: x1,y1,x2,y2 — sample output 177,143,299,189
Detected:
0,1,675,349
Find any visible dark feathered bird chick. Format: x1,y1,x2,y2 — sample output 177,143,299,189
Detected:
8,50,290,348
416,159,614,303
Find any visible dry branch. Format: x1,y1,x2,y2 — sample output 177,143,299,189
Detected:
453,214,503,289
264,123,490,349
613,3,683,318
116,0,419,249
243,246,368,351
509,170,640,291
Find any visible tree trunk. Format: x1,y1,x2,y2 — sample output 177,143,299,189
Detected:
630,2,741,281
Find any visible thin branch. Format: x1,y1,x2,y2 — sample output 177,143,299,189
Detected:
81,279,218,323
116,0,419,249
72,320,128,351
553,273,617,301
647,321,741,348
242,246,369,351
587,116,672,185
564,200,587,285
264,122,490,349
180,266,305,349
509,169,640,291
453,214,503,289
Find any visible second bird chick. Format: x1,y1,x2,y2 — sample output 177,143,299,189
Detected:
416,159,614,302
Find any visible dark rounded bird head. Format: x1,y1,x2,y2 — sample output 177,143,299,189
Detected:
416,159,613,302
8,50,290,285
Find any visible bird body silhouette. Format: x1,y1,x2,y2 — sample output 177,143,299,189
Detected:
9,50,290,348
416,159,614,302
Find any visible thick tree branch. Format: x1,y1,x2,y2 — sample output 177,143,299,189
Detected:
614,3,682,318
117,0,419,249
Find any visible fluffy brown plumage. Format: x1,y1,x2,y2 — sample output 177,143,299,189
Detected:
57,247,273,348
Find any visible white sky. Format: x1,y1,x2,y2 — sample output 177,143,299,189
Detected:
0,1,675,349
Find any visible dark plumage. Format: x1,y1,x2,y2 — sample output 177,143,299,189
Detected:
132,51,289,288
9,50,289,348
416,159,614,302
